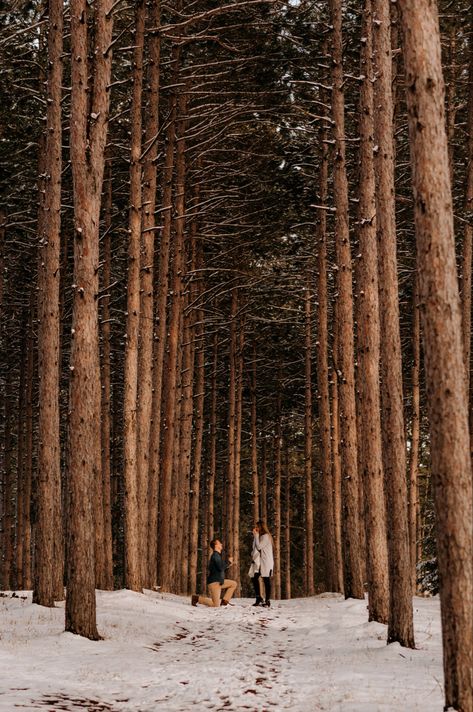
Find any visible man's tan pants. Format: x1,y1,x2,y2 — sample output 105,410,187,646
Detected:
198,579,237,607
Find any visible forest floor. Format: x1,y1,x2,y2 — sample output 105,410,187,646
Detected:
0,588,443,712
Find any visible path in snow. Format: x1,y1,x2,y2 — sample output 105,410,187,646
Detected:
0,590,443,711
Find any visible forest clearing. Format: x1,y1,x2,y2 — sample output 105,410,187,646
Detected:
1,0,472,710
0,590,443,711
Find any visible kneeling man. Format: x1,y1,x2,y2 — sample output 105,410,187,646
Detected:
191,538,236,607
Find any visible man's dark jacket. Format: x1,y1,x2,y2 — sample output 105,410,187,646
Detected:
207,551,229,585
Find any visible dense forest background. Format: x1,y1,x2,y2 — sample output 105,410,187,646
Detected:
0,0,463,593
0,0,473,680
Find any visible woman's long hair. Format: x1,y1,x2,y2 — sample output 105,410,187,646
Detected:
257,520,272,539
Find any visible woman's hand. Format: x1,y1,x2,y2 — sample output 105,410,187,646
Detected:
252,527,259,536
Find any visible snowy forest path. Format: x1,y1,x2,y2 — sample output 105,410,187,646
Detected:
0,590,443,711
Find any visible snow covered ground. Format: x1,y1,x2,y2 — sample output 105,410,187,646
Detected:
0,588,443,711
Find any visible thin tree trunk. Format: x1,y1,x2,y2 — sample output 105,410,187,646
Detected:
329,0,364,600
138,0,161,590
151,45,180,587
372,0,415,647
355,0,389,624
123,0,146,593
284,443,291,600
408,275,420,594
158,88,187,592
273,392,282,600
226,289,238,559
250,345,259,522
66,0,113,639
22,304,34,590
315,94,335,593
208,330,218,546
99,165,114,591
400,0,473,706
34,0,63,608
304,280,315,596
261,417,268,525
330,361,344,594
189,265,205,594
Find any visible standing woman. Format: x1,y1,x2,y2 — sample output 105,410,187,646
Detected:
250,520,274,607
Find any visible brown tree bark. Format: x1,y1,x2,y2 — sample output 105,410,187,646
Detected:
408,275,420,595
34,0,63,607
399,0,473,706
315,95,336,593
150,44,180,588
66,0,113,639
273,391,282,600
260,415,268,525
21,304,34,590
138,0,161,590
284,443,291,600
355,0,389,624
226,288,238,561
372,0,415,648
158,88,187,592
189,265,205,595
304,280,315,596
250,345,259,522
461,23,473,394
99,165,114,591
329,0,364,600
123,0,146,593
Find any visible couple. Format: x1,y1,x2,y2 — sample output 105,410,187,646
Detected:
191,520,274,608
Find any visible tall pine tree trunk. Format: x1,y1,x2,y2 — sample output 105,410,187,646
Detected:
34,0,63,607
304,280,315,596
408,275,421,594
399,0,473,706
138,0,161,590
66,0,113,639
372,0,415,648
355,0,389,623
99,166,114,591
329,0,364,600
123,0,146,593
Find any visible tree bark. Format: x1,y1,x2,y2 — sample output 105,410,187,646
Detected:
408,274,421,595
372,0,415,647
355,0,389,624
461,22,473,395
304,280,315,596
329,0,364,600
66,0,113,639
138,0,161,590
399,0,473,705
151,44,180,588
34,0,63,607
158,87,187,592
315,92,335,593
99,165,114,591
249,345,260,522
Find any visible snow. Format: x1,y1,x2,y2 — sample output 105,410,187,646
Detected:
0,589,443,711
